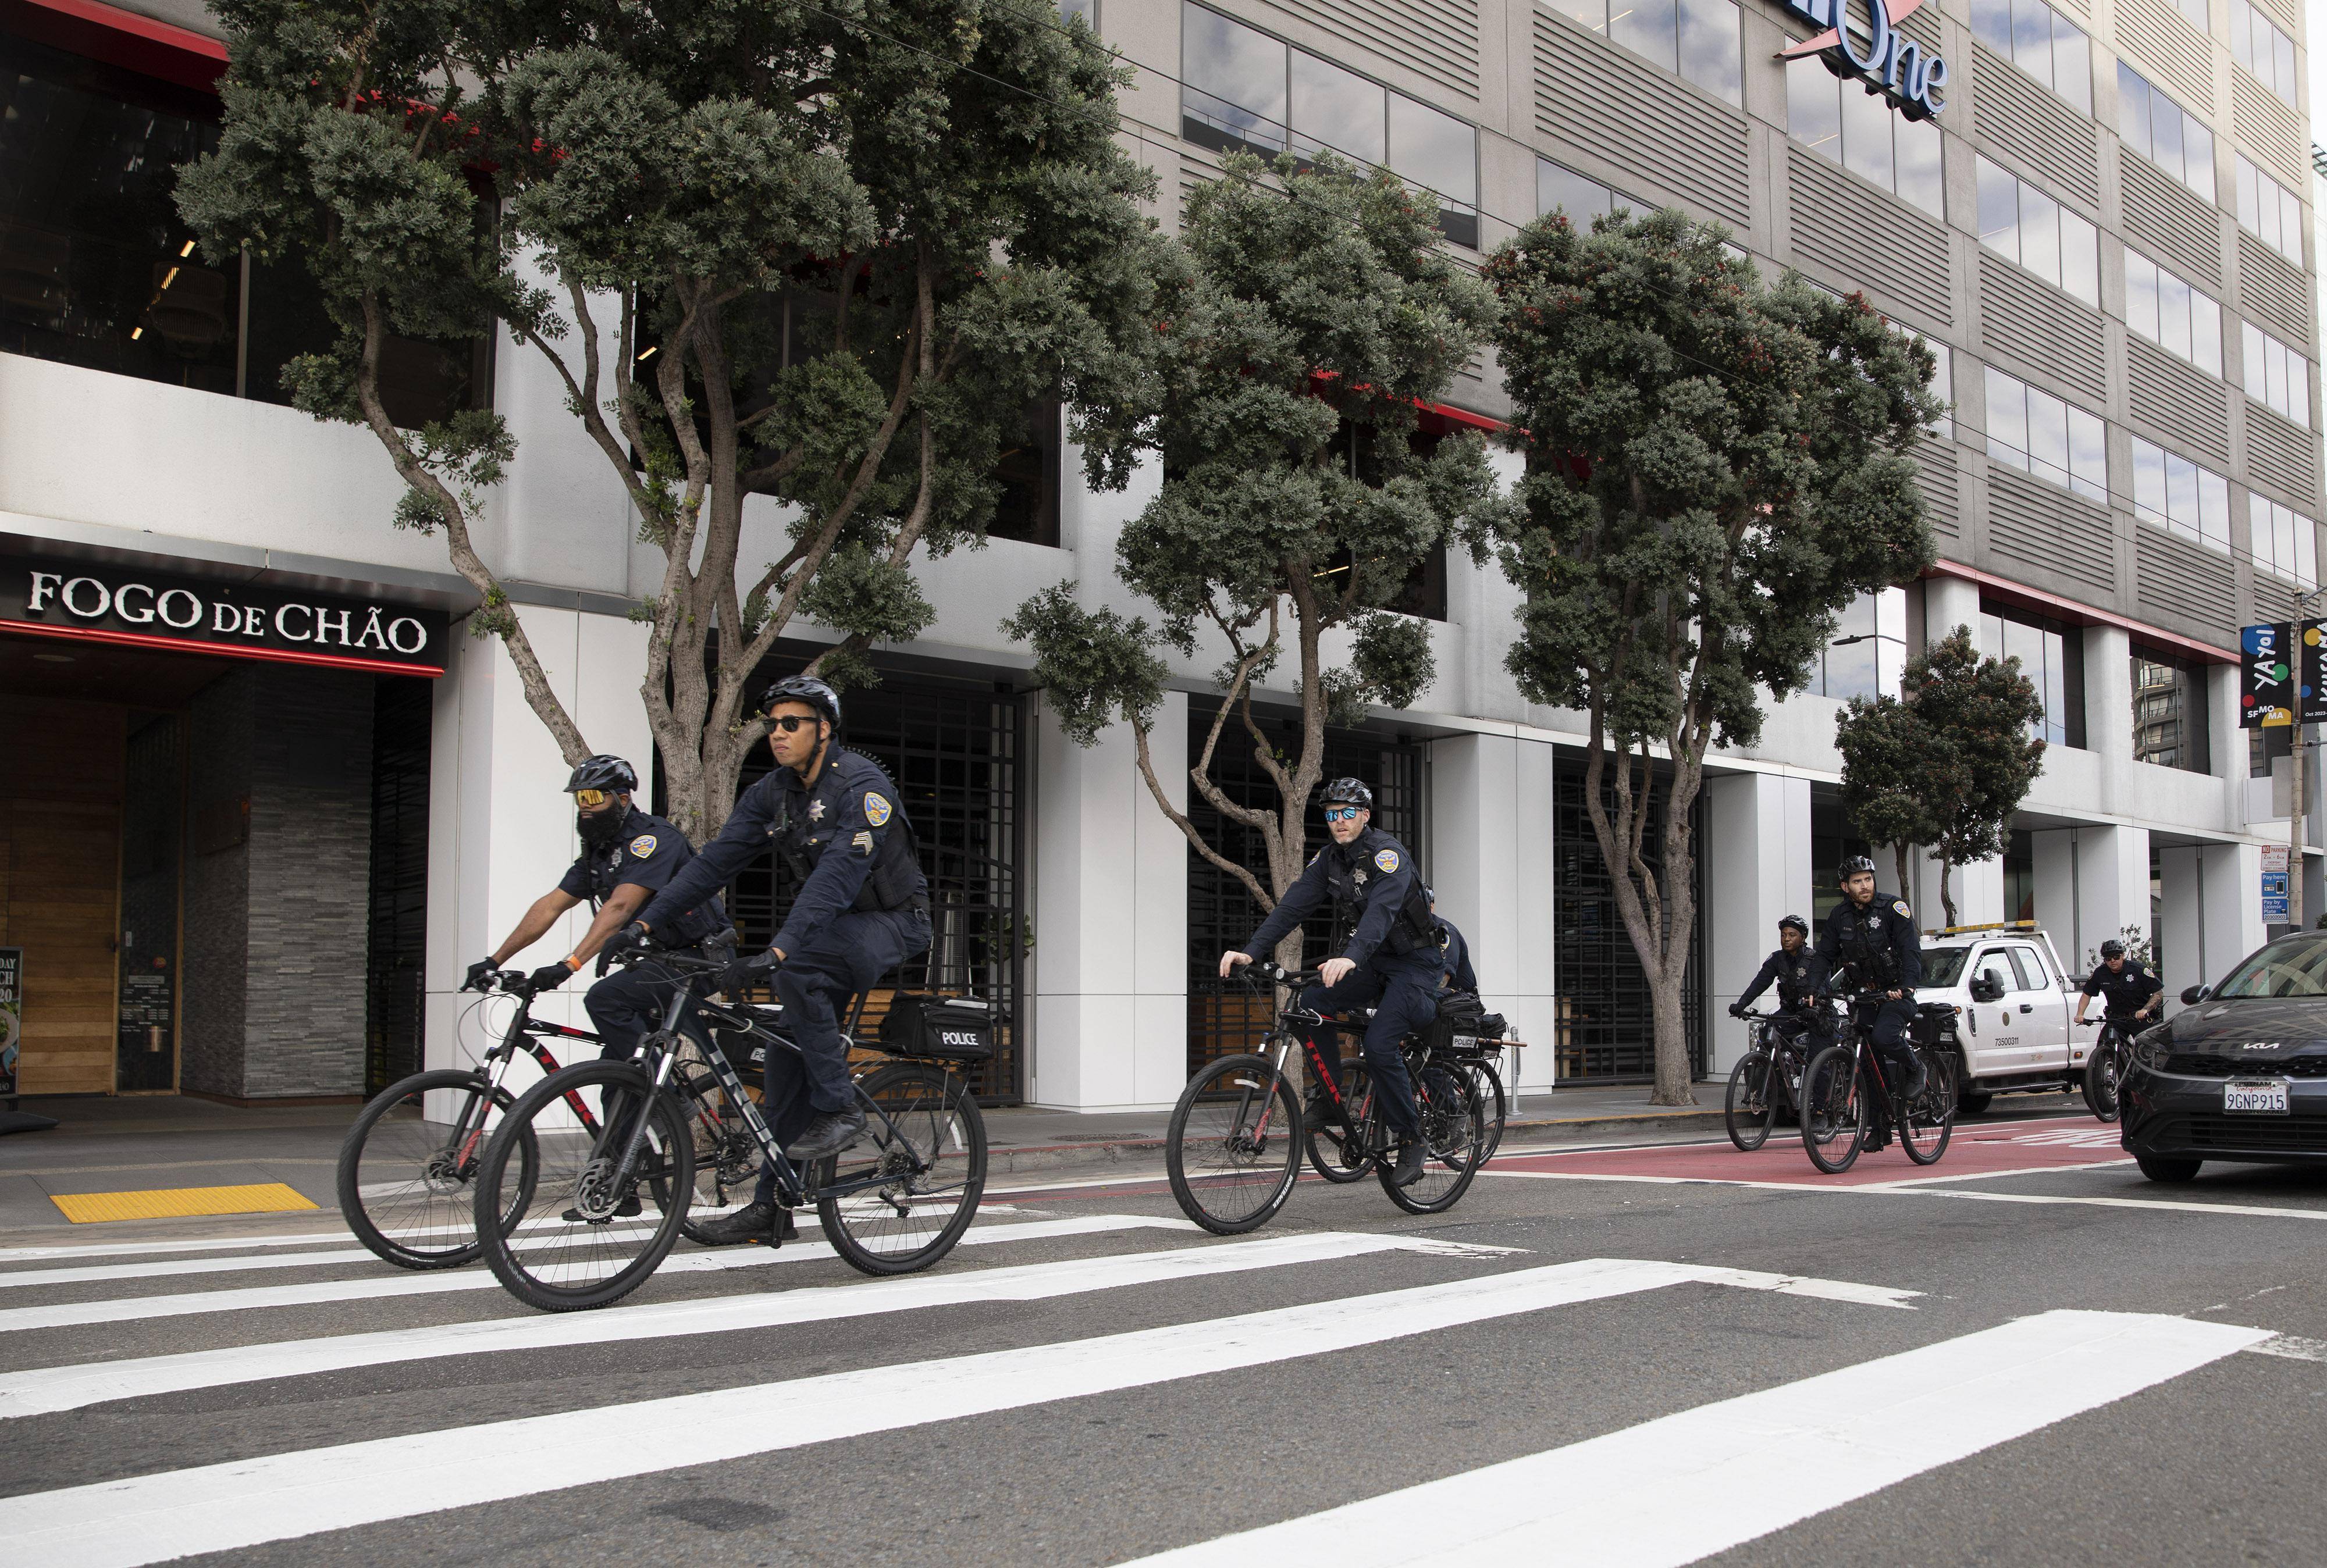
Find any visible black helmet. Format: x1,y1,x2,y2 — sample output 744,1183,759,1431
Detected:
760,673,841,729
564,755,638,795
1320,777,1374,810
2101,939,2126,958
1778,914,1809,938
1837,854,1877,882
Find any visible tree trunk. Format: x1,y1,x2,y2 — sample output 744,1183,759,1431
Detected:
1577,733,1699,1107
1650,767,1703,1105
1891,841,1914,900
1937,856,1959,928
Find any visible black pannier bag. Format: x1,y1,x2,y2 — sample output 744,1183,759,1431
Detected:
880,993,999,1061
1425,989,1507,1054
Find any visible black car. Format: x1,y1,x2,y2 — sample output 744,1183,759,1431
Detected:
2120,931,2327,1181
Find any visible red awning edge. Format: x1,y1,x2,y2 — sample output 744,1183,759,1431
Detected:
3,0,229,92
1924,560,2237,665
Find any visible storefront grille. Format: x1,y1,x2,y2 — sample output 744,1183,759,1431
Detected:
364,677,432,1097
1184,708,1425,1074
1553,754,1704,1082
724,680,1025,1103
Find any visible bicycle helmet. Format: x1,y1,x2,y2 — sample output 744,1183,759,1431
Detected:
760,673,842,729
1836,854,1878,882
564,754,638,795
2100,939,2126,958
1777,914,1809,938
1319,777,1374,810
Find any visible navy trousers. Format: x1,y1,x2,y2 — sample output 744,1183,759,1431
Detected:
755,907,931,1202
583,962,709,1060
1854,995,1920,1082
1300,950,1441,1142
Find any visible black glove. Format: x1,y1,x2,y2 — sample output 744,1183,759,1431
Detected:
603,922,650,961
464,957,499,993
528,961,575,993
1727,1002,1746,1018
714,949,776,996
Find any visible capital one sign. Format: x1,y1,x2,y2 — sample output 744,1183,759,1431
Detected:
1780,0,1950,121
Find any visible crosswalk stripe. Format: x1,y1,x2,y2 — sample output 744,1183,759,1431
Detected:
0,1228,1429,1419
0,1257,1908,1566
0,1213,1194,1337
1117,1309,2270,1567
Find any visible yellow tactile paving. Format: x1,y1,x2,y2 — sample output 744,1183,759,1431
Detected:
49,1183,320,1224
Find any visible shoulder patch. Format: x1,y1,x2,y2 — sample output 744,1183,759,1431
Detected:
863,792,892,827
1892,899,1911,918
628,834,658,858
1374,848,1400,874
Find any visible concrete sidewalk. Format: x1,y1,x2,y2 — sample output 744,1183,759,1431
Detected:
0,1080,1725,1236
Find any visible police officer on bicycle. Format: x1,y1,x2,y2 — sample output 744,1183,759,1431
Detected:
1730,914,1831,1052
458,755,728,1059
1217,778,1439,1189
1816,856,1927,1103
613,675,931,1247
2075,939,2163,1028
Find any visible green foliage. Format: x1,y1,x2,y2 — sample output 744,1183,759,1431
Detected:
798,542,937,655
1001,583,1168,747
1835,693,1940,883
1908,625,2049,875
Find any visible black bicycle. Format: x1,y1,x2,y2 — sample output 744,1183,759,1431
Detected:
335,970,607,1270
469,947,988,1312
1800,995,1958,1174
2079,1013,2152,1122
1723,1007,1825,1152
1168,963,1483,1234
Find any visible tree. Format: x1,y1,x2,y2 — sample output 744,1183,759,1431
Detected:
1896,626,2048,926
1835,692,1943,896
1489,208,1941,1104
1004,155,1500,967
177,0,1162,838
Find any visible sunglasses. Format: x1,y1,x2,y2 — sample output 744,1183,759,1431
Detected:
1323,806,1362,822
766,714,823,734
572,789,614,809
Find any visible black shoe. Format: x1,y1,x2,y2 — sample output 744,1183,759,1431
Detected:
560,1193,642,1223
692,1201,798,1247
1392,1138,1429,1188
1902,1059,1929,1103
784,1108,868,1162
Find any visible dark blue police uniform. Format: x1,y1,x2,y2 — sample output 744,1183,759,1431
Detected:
641,750,930,1188
564,809,727,1059
1737,945,1833,1049
1437,917,1478,994
1244,827,1440,1141
2083,960,2163,1019
1816,892,1922,1075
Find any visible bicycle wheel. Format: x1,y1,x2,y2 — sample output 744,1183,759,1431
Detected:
2083,1035,2123,1122
816,1061,987,1277
1167,1054,1303,1235
1380,1061,1484,1214
675,1063,763,1245
1303,1059,1375,1184
1801,1045,1868,1175
1901,1050,1956,1166
1724,1053,1777,1152
337,1069,531,1270
472,1061,692,1312
1468,1057,1510,1163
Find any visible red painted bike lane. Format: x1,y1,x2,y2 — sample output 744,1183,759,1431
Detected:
1488,1115,2130,1188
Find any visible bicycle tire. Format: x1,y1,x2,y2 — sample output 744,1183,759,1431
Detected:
2082,1034,2123,1122
337,1068,532,1270
675,1064,763,1245
1899,1050,1956,1165
472,1061,693,1312
1468,1057,1510,1163
1379,1061,1484,1215
1801,1044,1867,1175
1303,1059,1375,1183
1724,1053,1776,1153
816,1061,988,1277
1167,1053,1303,1235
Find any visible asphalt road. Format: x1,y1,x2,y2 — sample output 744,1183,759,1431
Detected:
2,1100,2324,1566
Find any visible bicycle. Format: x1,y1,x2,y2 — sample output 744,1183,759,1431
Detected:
469,947,988,1312
335,970,608,1270
1799,994,1958,1174
1168,962,1483,1235
1723,1007,1825,1153
1307,1019,1510,1181
2079,1013,2154,1122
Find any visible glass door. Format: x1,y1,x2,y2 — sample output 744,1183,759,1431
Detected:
115,712,182,1092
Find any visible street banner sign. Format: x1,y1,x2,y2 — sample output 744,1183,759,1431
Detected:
2243,622,2296,727
0,948,19,1098
2262,845,2291,924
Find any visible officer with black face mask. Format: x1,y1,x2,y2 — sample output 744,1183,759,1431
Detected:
460,756,728,1063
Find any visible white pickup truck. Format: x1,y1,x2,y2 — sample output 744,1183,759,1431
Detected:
1905,923,2093,1115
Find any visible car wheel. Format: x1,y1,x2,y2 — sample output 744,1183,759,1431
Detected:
1956,1087,1993,1116
2134,1153,2201,1183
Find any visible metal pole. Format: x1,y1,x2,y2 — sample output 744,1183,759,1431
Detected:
2292,590,2326,933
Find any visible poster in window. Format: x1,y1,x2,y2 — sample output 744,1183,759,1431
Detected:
0,949,20,1098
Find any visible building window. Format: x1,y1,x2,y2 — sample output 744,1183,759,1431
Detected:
2236,155,2304,265
1980,601,2087,748
2230,1,2299,109
2249,494,2319,589
2124,250,2223,378
2133,650,2210,772
1179,3,1478,246
1536,159,1620,222
2241,322,2312,426
1810,587,1908,701
1976,156,2098,307
2130,436,2233,553
2165,0,2209,31
1060,0,1097,23
2118,65,2218,204
1545,0,1743,105
1985,367,2106,503
1970,0,2092,116
1787,50,1945,218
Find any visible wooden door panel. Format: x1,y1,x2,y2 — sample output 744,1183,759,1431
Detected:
0,696,124,1094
